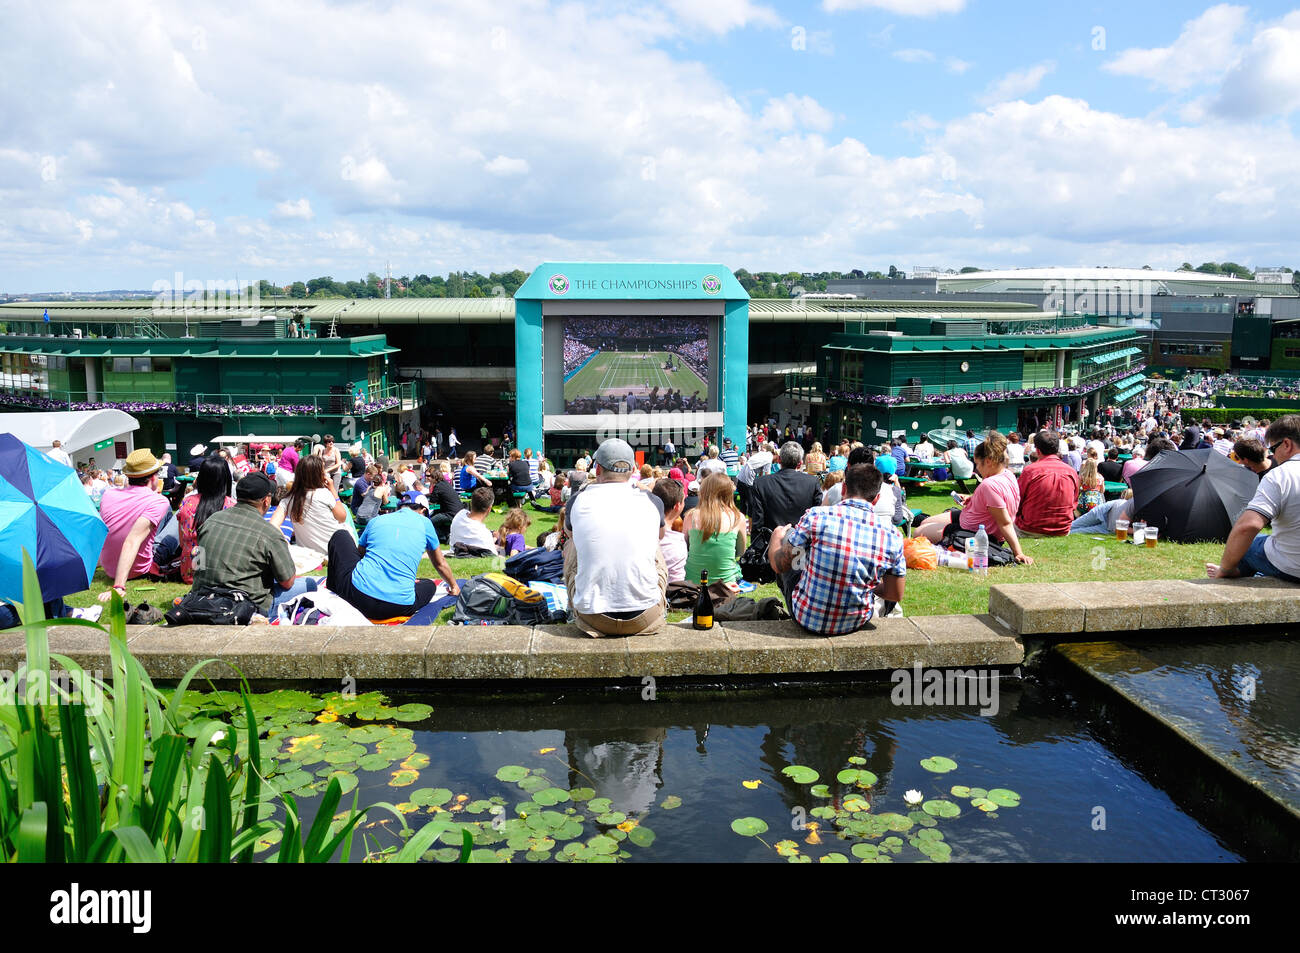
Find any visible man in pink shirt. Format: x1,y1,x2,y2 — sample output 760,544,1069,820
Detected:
98,449,173,602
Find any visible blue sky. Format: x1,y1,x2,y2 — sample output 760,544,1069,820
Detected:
2,0,1299,290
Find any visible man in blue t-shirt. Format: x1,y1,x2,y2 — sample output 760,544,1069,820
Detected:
326,492,460,619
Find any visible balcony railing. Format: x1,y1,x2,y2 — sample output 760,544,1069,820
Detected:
786,364,1147,406
0,381,417,417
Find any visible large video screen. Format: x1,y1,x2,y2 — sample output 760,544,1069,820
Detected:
562,317,709,414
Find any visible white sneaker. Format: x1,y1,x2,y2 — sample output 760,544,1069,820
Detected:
71,606,103,622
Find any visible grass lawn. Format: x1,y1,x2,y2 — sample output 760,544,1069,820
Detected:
66,480,1227,621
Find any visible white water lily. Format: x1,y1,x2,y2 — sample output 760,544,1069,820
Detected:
211,729,227,743
904,789,924,806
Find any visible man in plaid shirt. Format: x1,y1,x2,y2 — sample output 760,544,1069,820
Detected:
767,464,906,635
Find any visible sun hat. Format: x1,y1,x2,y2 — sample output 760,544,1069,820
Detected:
593,438,636,473
122,448,163,478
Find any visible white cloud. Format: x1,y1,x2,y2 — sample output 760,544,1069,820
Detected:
250,148,281,170
758,93,835,132
978,61,1055,105
1103,4,1248,92
946,57,972,74
1212,11,1300,117
893,48,935,64
485,155,530,176
823,0,965,14
273,198,313,220
661,0,781,33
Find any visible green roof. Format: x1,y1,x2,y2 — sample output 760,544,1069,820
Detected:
1115,385,1145,403
1083,346,1143,365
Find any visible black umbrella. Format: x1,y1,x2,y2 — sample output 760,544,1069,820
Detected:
1130,448,1259,543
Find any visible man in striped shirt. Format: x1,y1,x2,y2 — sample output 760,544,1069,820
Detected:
719,437,740,469
767,463,906,635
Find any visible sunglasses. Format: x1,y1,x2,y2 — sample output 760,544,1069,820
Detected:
1270,439,1288,455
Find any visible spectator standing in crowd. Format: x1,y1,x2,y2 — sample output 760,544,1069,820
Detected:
175,456,236,585
158,453,178,493
1016,431,1081,537
327,492,460,619
1208,416,1300,583
191,472,318,617
46,439,72,468
97,449,174,602
450,487,498,555
1005,432,1026,475
448,427,460,457
962,430,980,458
564,438,667,637
271,455,348,560
804,441,827,475
768,463,906,634
697,445,727,479
652,476,687,583
719,438,740,470
737,441,775,514
317,434,343,491
749,440,822,534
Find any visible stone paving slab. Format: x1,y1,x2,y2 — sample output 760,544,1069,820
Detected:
125,626,242,679
425,626,533,679
827,618,930,672
321,627,434,679
1183,576,1300,626
910,614,1023,667
988,583,1087,635
529,625,630,678
719,620,834,674
625,622,730,677
221,625,335,680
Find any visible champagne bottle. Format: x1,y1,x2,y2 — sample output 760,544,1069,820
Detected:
693,570,713,630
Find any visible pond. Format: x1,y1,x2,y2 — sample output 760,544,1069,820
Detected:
183,655,1289,862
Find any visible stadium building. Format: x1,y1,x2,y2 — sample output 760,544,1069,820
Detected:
3,262,1298,464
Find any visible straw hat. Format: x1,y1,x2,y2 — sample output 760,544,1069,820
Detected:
122,448,162,478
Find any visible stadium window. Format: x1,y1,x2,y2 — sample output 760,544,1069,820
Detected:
112,358,132,373
133,358,152,373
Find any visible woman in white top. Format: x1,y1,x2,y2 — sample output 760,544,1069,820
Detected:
915,437,934,461
272,455,348,558
1006,432,1026,474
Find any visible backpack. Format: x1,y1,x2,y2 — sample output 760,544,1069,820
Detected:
450,572,566,626
164,586,259,626
939,523,1016,567
504,547,564,585
738,525,776,584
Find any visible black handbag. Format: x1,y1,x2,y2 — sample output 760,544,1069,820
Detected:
739,525,776,583
164,586,258,626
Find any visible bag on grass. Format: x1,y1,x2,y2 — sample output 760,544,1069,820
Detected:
164,586,257,626
450,572,565,626
739,525,776,584
902,536,939,570
939,524,1016,567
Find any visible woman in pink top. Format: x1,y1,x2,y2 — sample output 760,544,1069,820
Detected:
917,432,1033,564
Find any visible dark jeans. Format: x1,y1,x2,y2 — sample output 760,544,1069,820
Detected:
326,530,436,619
430,512,454,544
0,598,69,628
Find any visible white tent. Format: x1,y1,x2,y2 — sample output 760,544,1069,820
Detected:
0,409,140,455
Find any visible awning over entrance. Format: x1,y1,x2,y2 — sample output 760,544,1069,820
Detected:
0,409,140,454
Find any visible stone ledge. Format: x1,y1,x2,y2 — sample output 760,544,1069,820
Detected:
911,614,1023,667
990,576,1300,636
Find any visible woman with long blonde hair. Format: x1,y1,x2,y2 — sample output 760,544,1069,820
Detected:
682,472,748,585
1078,457,1105,513
805,441,827,475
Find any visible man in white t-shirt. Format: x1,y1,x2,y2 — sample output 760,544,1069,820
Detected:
564,438,667,637
1208,415,1300,584
449,487,498,555
697,445,727,479
47,439,72,468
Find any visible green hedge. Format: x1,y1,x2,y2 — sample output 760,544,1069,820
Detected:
1192,407,1300,424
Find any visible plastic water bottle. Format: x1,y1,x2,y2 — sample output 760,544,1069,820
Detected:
972,525,989,577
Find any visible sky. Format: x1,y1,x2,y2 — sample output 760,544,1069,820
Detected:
2,0,1300,291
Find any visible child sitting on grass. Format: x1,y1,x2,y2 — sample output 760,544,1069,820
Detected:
497,508,531,557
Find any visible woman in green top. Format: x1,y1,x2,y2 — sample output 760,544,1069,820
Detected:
682,472,748,586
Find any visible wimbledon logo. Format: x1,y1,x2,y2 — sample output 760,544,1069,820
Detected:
702,274,721,295
549,274,569,295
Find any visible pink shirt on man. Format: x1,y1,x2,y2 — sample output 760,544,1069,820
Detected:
98,484,171,579
278,446,299,473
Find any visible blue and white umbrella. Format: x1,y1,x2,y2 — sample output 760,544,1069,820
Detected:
0,433,107,602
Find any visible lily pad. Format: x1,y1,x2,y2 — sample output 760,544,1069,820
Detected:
400,753,430,771
730,817,769,837
847,756,867,765
922,799,960,818
774,839,800,857
388,768,419,787
533,787,571,806
810,806,837,820
517,774,551,793
324,770,358,794
781,765,820,784
357,753,391,772
971,797,998,812
968,787,988,799
809,784,831,798
375,739,416,760
950,785,972,798
908,810,938,828
920,756,958,774
410,787,453,807
627,826,656,848
596,811,627,826
851,843,879,860
819,852,849,863
835,768,878,788
659,795,682,810
391,702,433,722
987,788,1021,808
495,765,529,782
587,797,612,814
